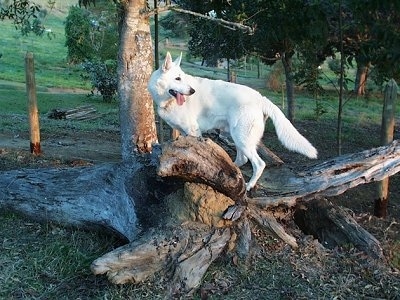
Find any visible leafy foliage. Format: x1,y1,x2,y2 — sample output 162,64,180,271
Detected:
0,0,54,37
65,3,119,101
159,11,189,39
81,59,118,102
175,0,251,64
348,0,400,83
65,3,118,63
0,0,40,25
64,5,93,63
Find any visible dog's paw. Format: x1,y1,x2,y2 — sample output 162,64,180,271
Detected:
245,182,254,191
196,136,206,142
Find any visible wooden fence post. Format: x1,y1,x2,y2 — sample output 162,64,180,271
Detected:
25,52,41,155
375,79,397,217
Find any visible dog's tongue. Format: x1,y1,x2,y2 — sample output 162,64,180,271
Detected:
176,92,185,106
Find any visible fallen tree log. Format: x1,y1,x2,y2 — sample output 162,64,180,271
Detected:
92,137,399,295
294,198,383,258
1,137,399,296
249,139,400,207
47,105,101,121
0,162,160,241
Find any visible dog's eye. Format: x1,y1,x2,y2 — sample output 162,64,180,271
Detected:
175,77,181,81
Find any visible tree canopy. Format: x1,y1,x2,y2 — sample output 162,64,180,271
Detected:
175,0,399,86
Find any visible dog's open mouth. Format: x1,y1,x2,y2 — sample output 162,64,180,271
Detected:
169,89,186,106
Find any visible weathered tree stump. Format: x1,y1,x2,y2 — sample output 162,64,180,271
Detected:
92,137,399,295
1,137,400,296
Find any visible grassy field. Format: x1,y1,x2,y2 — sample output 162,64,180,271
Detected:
0,0,84,88
0,0,386,133
1,4,399,300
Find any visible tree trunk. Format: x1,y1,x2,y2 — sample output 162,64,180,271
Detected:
118,0,158,160
281,51,295,122
337,0,344,156
375,79,398,217
354,62,369,96
158,136,246,202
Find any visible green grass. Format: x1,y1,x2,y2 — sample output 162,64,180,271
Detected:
0,212,117,299
0,7,89,89
0,79,119,134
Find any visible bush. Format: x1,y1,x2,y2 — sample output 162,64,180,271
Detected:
65,6,92,63
65,3,118,64
81,60,117,102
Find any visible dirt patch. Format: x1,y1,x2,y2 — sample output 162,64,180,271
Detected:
0,130,121,168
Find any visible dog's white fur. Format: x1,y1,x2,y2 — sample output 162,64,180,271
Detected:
148,52,318,190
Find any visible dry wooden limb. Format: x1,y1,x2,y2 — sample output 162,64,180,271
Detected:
91,222,230,295
294,198,383,259
234,218,252,258
170,226,231,295
249,206,298,249
47,105,100,120
158,136,246,202
249,139,400,207
91,226,190,284
0,163,150,241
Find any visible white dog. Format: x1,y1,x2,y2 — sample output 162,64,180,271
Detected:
148,52,317,190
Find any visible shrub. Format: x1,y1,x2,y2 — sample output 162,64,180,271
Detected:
81,59,117,102
65,6,92,63
65,3,118,64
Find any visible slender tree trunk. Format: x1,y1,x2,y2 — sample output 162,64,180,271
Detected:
118,0,158,160
375,79,398,217
337,0,344,156
281,52,295,122
354,61,369,96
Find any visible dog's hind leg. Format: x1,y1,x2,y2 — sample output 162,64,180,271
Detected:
230,112,266,190
239,145,265,191
234,149,248,167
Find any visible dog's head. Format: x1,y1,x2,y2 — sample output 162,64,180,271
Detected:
148,52,195,106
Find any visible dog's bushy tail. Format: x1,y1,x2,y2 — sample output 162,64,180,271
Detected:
262,97,318,159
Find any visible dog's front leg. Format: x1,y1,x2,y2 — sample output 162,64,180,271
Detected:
186,125,202,137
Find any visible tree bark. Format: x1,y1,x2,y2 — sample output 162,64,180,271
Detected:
354,57,370,96
158,136,246,202
375,79,398,217
0,163,148,241
281,51,295,122
249,140,400,207
118,0,158,160
354,63,369,96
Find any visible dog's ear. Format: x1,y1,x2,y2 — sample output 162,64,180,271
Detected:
174,52,182,66
162,52,173,72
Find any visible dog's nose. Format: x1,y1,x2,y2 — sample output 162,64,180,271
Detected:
189,87,195,95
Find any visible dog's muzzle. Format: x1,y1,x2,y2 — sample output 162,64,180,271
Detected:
169,88,195,106
168,88,195,96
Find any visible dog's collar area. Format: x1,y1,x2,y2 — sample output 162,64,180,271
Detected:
159,98,176,110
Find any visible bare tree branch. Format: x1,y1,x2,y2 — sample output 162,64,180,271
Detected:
143,5,254,35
